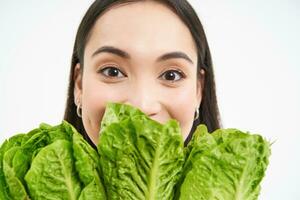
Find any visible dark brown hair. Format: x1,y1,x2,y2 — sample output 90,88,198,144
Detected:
64,0,221,147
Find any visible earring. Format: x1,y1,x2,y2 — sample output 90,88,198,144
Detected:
194,107,199,121
76,98,82,118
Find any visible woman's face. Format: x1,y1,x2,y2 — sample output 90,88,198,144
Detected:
74,1,204,145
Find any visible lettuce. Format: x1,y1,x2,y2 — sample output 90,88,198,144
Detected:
25,140,82,199
176,125,271,200
0,103,270,199
72,129,106,200
0,134,27,200
98,103,185,199
1,121,106,200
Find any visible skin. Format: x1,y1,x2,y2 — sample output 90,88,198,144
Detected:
74,1,205,145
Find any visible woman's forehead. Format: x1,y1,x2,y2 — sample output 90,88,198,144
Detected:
85,1,197,60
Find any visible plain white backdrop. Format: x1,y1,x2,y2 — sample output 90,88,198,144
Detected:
0,1,299,199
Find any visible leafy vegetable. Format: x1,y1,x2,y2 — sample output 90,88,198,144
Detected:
176,125,271,200
72,129,106,200
0,134,25,199
0,103,271,200
1,121,106,200
25,140,82,199
98,103,185,199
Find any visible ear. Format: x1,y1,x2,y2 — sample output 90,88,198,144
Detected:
196,69,205,106
73,63,83,104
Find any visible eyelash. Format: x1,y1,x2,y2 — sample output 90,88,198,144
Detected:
98,66,185,82
159,69,185,82
98,66,127,78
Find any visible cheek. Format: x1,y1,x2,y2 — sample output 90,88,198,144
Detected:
164,85,198,140
83,83,106,126
80,77,126,143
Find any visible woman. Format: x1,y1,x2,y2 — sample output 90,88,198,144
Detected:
64,0,221,148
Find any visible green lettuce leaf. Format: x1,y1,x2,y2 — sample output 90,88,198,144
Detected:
0,134,25,200
1,121,75,200
177,125,271,200
72,128,106,199
25,139,82,199
98,103,185,199
23,121,106,199
78,179,106,200
3,147,28,200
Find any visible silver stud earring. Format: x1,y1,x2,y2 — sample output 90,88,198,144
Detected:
194,107,199,121
76,98,82,118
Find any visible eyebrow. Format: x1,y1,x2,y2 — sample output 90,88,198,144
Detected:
92,46,130,59
157,51,193,64
91,45,194,64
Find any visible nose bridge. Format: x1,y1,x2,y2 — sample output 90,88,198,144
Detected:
125,77,160,115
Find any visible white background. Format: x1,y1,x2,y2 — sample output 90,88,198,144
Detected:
0,1,299,199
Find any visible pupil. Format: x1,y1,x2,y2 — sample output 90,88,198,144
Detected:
166,72,175,80
108,68,118,76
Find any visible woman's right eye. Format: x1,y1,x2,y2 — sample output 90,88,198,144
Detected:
98,66,126,78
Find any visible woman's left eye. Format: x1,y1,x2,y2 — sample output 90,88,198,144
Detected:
159,70,185,82
98,66,126,78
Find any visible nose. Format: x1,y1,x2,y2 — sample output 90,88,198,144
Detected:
124,84,161,118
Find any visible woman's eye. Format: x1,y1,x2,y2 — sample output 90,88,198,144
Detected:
99,67,126,78
160,70,184,82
